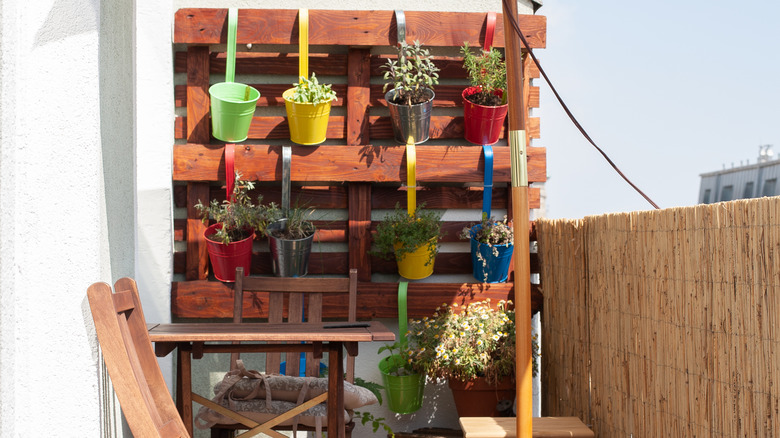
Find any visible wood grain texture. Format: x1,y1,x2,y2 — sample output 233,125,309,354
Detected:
174,9,546,48
186,47,210,142
186,183,209,280
171,280,543,319
173,144,546,184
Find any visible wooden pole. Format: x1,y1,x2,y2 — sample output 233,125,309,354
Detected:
502,1,533,437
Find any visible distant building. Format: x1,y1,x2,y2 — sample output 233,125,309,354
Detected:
699,145,780,203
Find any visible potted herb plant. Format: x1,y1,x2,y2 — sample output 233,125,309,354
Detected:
195,173,274,282
264,203,317,277
382,41,440,144
407,299,539,417
459,215,514,283
283,73,338,145
460,42,508,145
372,204,443,280
376,341,425,414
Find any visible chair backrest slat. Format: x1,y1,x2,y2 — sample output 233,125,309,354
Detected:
87,279,189,438
233,268,359,381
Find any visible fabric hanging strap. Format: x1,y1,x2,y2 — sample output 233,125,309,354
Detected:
225,144,235,201
482,144,494,218
483,11,496,51
394,10,406,45
398,282,409,349
298,9,309,81
282,146,291,213
226,8,238,83
406,139,416,217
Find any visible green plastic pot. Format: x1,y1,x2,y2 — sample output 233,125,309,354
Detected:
209,8,260,142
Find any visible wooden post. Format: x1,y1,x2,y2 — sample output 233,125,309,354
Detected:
502,1,533,437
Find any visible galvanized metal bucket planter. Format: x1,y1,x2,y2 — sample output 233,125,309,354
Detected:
385,88,434,144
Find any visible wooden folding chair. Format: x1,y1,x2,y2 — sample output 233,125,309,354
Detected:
87,278,191,437
208,267,360,438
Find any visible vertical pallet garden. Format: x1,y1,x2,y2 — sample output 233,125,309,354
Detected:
171,8,547,320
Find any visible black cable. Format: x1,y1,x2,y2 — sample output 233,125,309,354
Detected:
502,0,660,210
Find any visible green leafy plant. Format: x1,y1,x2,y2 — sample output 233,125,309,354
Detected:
371,203,443,266
460,42,507,106
459,215,514,269
194,172,275,244
407,299,539,384
286,73,337,105
382,41,440,106
355,411,395,437
353,377,395,437
263,202,316,240
377,341,417,376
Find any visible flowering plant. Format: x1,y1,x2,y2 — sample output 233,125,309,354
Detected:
407,299,538,384
459,215,514,274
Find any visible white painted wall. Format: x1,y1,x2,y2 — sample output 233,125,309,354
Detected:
0,0,135,436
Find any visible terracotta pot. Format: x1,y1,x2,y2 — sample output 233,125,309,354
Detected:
448,376,515,417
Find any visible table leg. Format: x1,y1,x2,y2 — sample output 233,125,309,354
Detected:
328,342,345,438
178,343,194,437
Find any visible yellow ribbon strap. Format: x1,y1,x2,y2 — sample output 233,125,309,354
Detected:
298,8,309,82
406,137,416,216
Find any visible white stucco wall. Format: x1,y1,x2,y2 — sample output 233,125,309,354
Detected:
0,0,136,436
0,0,539,436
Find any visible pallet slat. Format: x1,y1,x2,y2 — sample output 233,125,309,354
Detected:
174,9,546,48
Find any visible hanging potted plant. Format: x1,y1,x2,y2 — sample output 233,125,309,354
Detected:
460,42,508,145
376,341,425,414
371,203,443,280
382,41,440,144
407,299,539,417
195,173,274,282
283,73,337,145
459,215,514,283
263,203,317,277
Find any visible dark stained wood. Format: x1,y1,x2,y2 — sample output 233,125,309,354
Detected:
347,48,371,146
174,115,540,142
186,47,210,142
348,184,372,281
173,144,546,184
175,83,539,110
171,8,547,318
171,280,543,319
186,183,209,280
172,184,542,211
174,9,546,49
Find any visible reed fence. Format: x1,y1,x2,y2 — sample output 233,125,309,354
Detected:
536,197,780,437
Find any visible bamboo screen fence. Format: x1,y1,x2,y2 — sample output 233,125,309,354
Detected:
536,197,780,437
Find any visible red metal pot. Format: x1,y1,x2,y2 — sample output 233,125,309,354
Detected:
462,86,508,145
204,223,253,282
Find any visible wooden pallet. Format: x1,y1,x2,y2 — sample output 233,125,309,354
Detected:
172,8,547,319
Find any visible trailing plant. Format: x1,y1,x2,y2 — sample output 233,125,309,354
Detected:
459,215,514,268
355,411,394,437
353,377,394,437
195,172,275,244
371,203,443,266
407,299,539,384
460,42,507,106
286,73,337,105
382,41,440,106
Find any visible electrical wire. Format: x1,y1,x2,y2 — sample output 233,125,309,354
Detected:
502,0,660,210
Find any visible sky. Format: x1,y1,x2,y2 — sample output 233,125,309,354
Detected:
535,1,780,219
